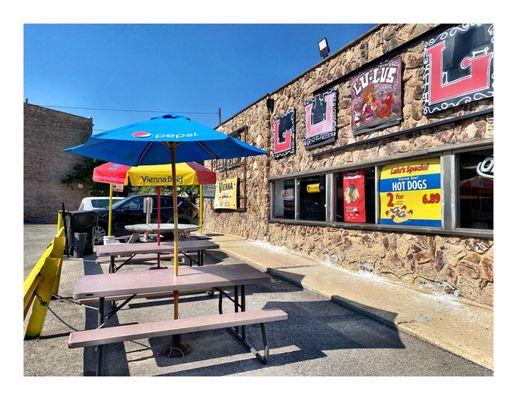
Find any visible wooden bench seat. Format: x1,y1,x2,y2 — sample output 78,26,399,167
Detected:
96,253,174,264
69,309,287,348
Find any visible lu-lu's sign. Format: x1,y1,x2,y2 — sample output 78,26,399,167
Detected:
351,56,402,135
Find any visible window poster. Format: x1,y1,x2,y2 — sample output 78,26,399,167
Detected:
423,24,494,114
351,56,402,135
272,109,296,159
379,158,442,227
303,89,337,149
214,177,238,210
343,170,366,223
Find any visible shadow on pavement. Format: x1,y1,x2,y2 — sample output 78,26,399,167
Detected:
146,282,405,376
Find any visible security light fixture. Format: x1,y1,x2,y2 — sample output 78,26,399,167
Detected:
318,37,330,59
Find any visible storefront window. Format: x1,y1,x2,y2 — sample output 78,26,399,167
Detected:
273,179,295,219
335,167,376,223
299,175,326,221
458,149,493,229
379,158,442,227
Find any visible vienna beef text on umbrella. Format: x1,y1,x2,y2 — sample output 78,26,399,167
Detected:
65,114,267,355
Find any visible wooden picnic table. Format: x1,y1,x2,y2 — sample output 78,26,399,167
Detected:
94,240,219,272
74,263,270,300
71,263,279,374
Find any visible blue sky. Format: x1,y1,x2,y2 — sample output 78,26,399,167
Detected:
24,24,374,132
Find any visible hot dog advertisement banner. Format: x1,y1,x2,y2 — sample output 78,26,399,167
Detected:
379,158,442,227
214,177,238,210
343,170,366,223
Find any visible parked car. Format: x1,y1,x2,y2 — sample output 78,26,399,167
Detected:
91,194,199,244
79,196,125,211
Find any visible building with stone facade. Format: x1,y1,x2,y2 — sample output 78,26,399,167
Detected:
205,24,494,306
24,103,93,223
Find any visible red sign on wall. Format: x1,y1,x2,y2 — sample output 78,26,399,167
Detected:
343,170,366,223
272,109,296,159
423,24,493,114
304,89,337,149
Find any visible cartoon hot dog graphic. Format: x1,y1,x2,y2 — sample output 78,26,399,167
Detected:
385,205,413,223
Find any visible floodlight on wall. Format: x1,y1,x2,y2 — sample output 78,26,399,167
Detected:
318,37,330,59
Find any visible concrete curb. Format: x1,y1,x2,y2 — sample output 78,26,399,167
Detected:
213,243,492,370
266,267,492,371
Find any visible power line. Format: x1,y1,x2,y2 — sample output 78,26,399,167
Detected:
25,122,107,132
38,104,219,115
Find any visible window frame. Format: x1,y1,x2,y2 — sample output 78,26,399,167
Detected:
269,142,493,239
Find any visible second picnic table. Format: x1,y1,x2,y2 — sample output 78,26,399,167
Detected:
94,240,219,273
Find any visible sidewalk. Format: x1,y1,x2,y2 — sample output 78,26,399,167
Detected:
208,233,493,370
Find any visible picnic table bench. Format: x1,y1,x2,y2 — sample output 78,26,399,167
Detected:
94,240,219,272
69,264,288,375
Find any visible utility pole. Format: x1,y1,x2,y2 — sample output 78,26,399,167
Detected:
217,107,222,125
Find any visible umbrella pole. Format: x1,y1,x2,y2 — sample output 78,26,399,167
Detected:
161,142,191,358
199,184,203,234
156,186,161,268
170,145,180,279
108,184,113,237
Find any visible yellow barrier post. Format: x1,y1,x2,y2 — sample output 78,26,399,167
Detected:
25,256,61,338
23,242,54,318
56,211,63,233
51,230,66,296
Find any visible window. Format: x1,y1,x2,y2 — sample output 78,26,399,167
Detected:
379,158,442,227
124,197,144,211
335,167,376,223
457,149,493,229
272,179,295,219
299,175,326,221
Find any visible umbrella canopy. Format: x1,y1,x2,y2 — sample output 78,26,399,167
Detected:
66,114,265,165
93,161,216,186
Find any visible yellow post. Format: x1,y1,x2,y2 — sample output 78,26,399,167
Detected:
199,184,203,233
25,256,61,338
56,211,63,233
108,183,113,237
51,230,66,296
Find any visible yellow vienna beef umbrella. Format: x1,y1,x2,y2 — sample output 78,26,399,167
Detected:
92,161,216,237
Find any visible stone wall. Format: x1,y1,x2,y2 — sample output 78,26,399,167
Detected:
204,24,494,305
24,103,92,223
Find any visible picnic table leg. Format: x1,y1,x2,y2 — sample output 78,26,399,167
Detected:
240,285,246,340
234,286,239,332
109,256,115,274
96,297,105,376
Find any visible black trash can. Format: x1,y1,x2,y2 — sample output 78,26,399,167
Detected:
64,211,98,256
73,232,88,258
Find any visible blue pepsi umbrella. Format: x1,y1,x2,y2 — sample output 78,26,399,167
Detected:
65,114,266,165
66,114,267,356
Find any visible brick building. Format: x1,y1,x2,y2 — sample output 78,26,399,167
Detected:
205,24,494,306
24,103,93,223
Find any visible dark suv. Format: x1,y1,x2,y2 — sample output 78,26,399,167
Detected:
92,194,198,244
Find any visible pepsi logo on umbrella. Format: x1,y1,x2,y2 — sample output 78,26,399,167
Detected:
132,131,151,138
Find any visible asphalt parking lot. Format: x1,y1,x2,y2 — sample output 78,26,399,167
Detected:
23,224,491,376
